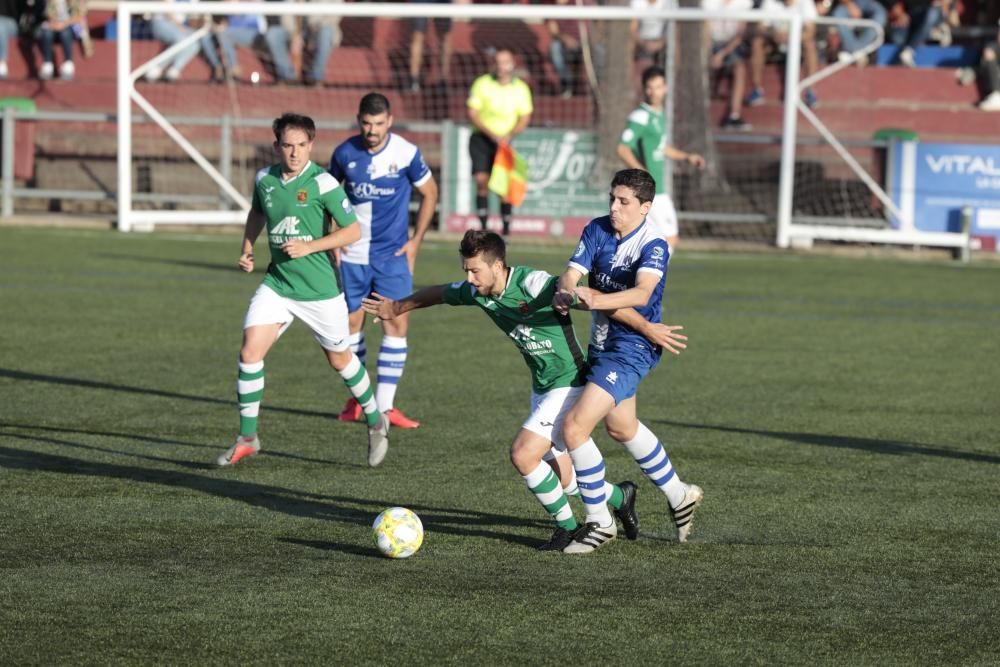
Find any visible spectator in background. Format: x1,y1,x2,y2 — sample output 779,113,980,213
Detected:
703,0,754,130
37,0,87,80
888,0,950,67
746,0,823,109
147,0,223,82
631,0,667,61
213,0,266,81
263,0,340,85
977,20,1000,111
0,0,22,79
407,0,458,92
547,0,584,97
832,0,888,66
467,48,533,236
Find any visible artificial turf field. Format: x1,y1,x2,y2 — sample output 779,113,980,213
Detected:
1,226,998,665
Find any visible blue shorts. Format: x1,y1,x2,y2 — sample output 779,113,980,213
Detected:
587,349,655,405
340,255,413,313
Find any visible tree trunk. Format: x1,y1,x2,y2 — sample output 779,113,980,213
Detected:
593,0,634,189
674,0,725,207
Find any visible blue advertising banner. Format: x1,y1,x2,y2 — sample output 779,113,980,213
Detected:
889,141,1000,250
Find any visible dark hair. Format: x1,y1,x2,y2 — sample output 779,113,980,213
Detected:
460,230,507,266
272,113,316,142
611,169,656,205
641,65,665,88
358,92,391,117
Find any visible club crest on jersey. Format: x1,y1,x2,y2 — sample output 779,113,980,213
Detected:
651,246,665,260
366,162,377,178
518,300,528,315
573,241,585,258
297,189,307,204
389,162,398,174
347,161,356,170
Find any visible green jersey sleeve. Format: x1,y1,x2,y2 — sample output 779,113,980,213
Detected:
316,172,357,228
619,107,653,151
443,281,478,306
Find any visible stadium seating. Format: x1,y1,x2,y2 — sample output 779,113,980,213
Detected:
2,15,998,216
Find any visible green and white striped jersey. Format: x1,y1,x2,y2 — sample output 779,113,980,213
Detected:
251,160,356,301
443,265,588,393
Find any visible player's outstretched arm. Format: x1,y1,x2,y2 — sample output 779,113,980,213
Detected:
239,209,267,272
607,307,688,355
281,221,361,259
362,285,448,321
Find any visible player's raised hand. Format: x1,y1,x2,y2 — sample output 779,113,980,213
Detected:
361,292,397,321
237,252,254,273
572,286,600,311
646,324,688,355
281,239,312,258
552,289,575,315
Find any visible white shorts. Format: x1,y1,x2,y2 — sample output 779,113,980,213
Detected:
521,385,584,461
243,283,351,352
646,193,678,240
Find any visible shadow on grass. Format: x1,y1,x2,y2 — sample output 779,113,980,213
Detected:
656,419,1000,465
278,537,383,559
0,367,329,420
0,442,545,549
0,422,356,467
96,253,263,274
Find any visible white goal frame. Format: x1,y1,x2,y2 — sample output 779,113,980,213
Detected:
113,1,968,253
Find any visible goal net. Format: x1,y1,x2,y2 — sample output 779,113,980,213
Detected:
116,2,965,251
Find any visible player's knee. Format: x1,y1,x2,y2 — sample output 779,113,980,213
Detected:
562,412,587,448
326,348,352,371
239,347,264,365
604,421,636,444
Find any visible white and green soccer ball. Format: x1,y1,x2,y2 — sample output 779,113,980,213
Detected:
372,507,424,559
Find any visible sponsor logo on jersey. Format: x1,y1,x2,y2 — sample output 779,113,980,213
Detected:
651,246,665,260
341,198,353,214
510,324,554,353
271,217,301,236
606,370,618,385
265,185,275,193
594,272,628,292
573,241,585,258
352,182,397,199
389,162,398,174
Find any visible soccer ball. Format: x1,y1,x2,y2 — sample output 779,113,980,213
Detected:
372,507,424,559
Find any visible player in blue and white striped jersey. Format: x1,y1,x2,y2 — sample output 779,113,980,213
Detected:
553,169,704,553
328,92,438,429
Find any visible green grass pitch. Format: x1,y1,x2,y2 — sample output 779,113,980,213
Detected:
1,226,998,664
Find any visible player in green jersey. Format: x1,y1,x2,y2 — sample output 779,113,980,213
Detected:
217,113,391,469
617,65,706,251
362,230,688,550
